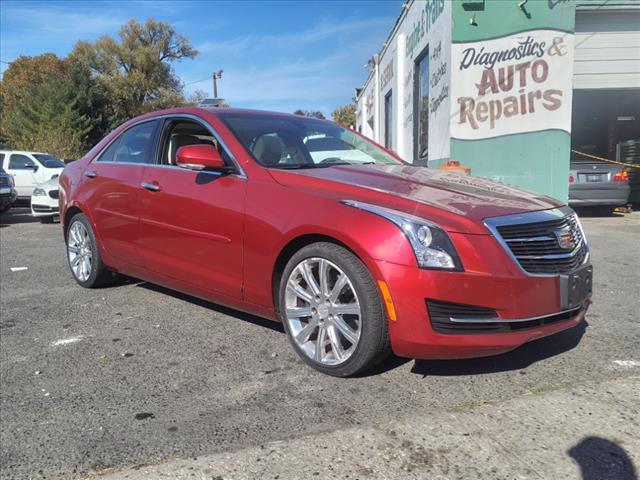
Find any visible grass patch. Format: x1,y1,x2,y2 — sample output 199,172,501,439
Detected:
528,384,567,395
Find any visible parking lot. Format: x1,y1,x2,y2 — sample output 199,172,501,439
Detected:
1,207,639,479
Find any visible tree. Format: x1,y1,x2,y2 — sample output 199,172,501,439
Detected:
332,104,356,127
71,18,198,122
293,109,326,119
0,54,110,156
0,54,68,111
4,73,93,159
186,89,208,106
0,54,69,147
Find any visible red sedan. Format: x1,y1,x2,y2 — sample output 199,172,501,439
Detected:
59,108,592,376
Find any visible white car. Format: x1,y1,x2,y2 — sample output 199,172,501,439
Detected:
0,150,65,199
31,177,60,223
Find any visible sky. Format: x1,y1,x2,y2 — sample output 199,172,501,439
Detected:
0,0,402,115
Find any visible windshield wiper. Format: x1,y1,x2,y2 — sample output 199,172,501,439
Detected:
315,161,351,167
269,164,317,169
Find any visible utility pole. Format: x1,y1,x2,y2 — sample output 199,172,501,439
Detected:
212,70,223,98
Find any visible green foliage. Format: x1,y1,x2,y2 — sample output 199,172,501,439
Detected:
4,73,93,159
0,18,198,157
71,18,197,121
332,104,356,127
293,109,326,119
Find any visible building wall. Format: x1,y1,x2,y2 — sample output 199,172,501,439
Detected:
449,0,577,202
574,8,640,89
356,0,451,163
355,0,638,203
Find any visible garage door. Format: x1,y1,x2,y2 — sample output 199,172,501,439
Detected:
574,8,640,89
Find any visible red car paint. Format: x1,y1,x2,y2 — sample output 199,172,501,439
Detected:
60,107,588,360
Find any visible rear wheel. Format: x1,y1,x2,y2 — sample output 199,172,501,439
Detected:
66,213,113,288
279,242,390,377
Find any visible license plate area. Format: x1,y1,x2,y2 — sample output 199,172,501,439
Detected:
559,265,593,310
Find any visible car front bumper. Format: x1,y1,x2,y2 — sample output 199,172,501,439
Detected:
377,232,591,360
1,188,18,207
31,194,59,217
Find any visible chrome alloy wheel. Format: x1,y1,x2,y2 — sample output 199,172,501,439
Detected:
285,257,362,366
67,221,93,282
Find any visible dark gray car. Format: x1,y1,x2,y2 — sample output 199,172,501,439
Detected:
0,166,18,212
569,160,630,213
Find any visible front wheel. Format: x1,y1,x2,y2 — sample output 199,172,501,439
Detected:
66,213,113,288
279,242,390,377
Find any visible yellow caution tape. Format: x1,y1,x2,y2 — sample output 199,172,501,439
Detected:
571,149,640,169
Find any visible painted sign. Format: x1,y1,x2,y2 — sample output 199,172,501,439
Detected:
427,0,451,160
406,0,446,58
451,29,574,140
380,59,394,90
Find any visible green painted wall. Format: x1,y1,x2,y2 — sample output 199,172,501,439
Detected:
453,0,575,42
451,131,571,199
445,0,578,202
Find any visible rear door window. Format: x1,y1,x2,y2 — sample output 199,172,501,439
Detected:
97,137,120,163
114,120,160,164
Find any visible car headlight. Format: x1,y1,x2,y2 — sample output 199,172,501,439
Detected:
33,188,47,196
341,200,463,271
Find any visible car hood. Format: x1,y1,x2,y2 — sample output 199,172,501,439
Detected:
269,165,562,233
37,177,60,189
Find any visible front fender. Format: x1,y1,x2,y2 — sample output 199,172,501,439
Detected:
241,180,417,311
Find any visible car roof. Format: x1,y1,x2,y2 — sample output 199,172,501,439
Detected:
130,107,329,123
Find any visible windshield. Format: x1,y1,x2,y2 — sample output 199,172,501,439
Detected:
33,154,65,168
219,113,402,168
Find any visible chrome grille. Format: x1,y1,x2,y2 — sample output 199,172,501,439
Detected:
485,207,589,275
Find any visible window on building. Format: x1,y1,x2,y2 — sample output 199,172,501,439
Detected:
384,90,393,150
413,49,429,164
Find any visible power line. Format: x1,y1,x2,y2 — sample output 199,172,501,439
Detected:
184,74,213,86
0,60,12,64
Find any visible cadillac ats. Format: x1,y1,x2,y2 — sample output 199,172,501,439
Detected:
59,108,592,376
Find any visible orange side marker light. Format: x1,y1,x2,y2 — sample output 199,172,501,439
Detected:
377,280,397,322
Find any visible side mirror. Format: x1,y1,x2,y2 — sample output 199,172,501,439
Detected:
176,144,231,173
27,163,39,172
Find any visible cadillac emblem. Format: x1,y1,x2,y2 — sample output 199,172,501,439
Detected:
554,227,575,250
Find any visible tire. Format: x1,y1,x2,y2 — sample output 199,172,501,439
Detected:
39,216,54,224
278,242,390,377
0,204,10,213
66,213,113,288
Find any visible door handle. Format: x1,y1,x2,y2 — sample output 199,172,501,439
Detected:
85,170,97,178
141,182,161,192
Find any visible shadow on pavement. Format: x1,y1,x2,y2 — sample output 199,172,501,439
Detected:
569,436,638,480
409,320,587,377
133,279,588,377
574,206,626,218
0,207,40,227
137,281,285,333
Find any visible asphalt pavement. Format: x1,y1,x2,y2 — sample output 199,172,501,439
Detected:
1,207,639,479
